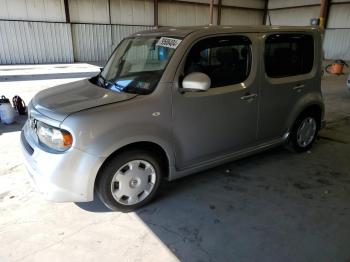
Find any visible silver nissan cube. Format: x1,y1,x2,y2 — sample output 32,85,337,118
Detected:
21,26,325,211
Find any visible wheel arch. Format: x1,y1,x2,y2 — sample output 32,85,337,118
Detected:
94,141,172,191
289,102,324,133
286,92,324,133
300,104,323,121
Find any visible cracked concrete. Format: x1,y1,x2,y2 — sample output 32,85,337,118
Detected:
0,63,350,262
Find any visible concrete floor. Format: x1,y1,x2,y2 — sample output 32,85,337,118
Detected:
0,63,350,262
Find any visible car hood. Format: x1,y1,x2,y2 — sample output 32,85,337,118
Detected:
32,79,137,122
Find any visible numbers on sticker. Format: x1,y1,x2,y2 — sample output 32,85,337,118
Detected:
156,37,182,49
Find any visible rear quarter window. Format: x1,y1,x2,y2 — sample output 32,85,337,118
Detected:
265,34,314,78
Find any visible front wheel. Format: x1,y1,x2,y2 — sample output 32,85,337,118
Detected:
96,150,162,212
287,112,319,152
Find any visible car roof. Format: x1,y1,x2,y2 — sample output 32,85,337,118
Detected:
131,25,320,38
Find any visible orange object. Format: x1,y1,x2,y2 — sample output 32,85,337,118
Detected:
331,63,344,74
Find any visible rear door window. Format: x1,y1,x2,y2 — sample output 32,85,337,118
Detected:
265,34,314,78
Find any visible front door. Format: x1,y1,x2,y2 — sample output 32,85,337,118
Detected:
172,34,259,170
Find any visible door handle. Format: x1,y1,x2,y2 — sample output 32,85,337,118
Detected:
241,93,258,101
292,84,305,92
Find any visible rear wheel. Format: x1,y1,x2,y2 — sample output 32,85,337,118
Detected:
287,112,320,152
96,150,162,212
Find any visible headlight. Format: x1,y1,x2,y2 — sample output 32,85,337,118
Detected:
36,121,73,152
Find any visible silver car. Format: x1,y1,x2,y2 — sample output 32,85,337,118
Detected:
21,26,325,211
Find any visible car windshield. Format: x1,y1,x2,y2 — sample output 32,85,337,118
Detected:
98,36,181,95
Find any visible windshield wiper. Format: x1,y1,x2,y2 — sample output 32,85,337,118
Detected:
97,74,106,87
98,74,113,88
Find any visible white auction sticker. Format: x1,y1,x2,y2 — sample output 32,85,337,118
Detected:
156,37,182,49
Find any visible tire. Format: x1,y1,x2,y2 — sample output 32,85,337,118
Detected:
96,150,162,212
286,111,320,153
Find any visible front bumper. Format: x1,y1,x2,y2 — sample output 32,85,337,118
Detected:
20,121,105,202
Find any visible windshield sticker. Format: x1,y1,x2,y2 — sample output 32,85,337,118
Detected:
156,37,182,49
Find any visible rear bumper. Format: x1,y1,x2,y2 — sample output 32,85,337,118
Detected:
20,121,105,202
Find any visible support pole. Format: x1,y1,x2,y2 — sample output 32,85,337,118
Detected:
319,0,330,30
109,0,113,52
217,0,222,25
63,0,74,62
209,0,214,25
108,0,112,24
154,0,158,27
64,0,70,23
263,0,268,25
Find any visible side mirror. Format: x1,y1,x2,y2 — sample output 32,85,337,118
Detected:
182,72,211,92
99,67,103,72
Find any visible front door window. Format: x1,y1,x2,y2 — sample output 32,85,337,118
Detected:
184,36,252,88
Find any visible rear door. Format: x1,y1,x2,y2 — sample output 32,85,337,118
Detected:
258,33,316,141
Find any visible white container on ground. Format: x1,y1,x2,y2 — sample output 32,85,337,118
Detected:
0,99,16,124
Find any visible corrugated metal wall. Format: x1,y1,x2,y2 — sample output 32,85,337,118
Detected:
112,25,154,45
267,0,320,26
0,20,73,64
268,0,320,9
223,0,264,9
0,21,153,64
221,8,263,25
323,29,350,60
71,24,112,62
69,0,110,24
159,1,214,26
222,0,264,26
0,0,267,64
0,0,66,22
268,6,320,26
67,0,155,62
0,0,265,64
158,0,264,26
1,0,349,63
328,3,350,28
111,0,154,25
68,0,155,25
324,2,350,60
0,0,154,64
71,24,154,62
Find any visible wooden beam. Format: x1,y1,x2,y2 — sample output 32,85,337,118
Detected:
320,0,330,30
63,0,70,23
217,0,222,25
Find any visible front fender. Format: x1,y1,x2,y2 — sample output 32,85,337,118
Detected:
60,86,175,180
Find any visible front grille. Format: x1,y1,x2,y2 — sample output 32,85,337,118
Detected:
21,131,34,155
